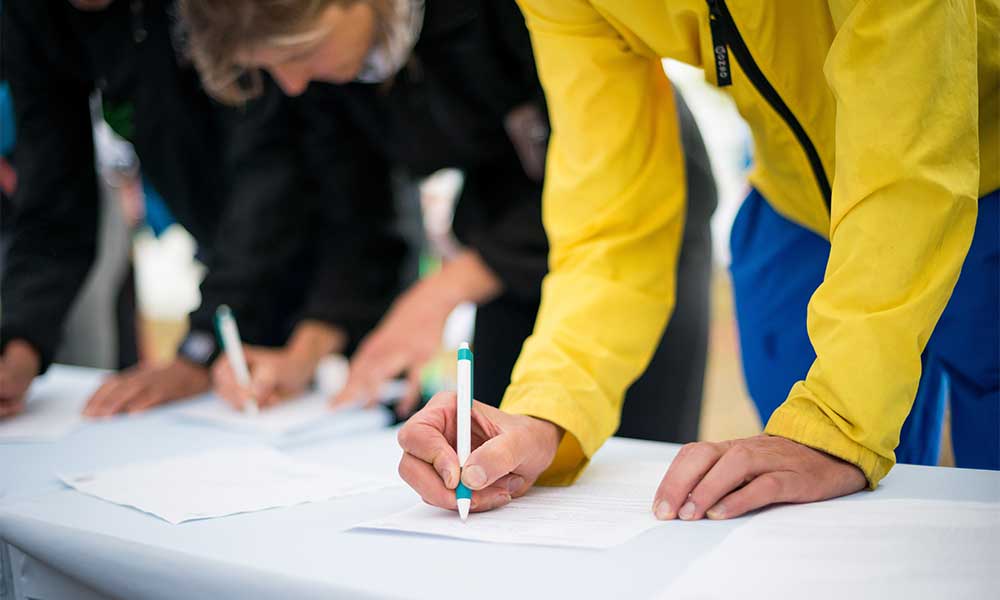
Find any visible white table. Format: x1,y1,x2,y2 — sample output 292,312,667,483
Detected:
1,368,998,599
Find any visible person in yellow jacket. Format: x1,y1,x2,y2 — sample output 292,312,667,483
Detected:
397,0,999,518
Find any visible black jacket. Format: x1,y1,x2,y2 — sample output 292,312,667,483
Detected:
0,0,403,371
184,80,406,352
298,0,551,305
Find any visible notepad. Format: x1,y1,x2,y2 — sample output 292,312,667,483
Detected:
659,498,1000,599
0,366,104,442
173,391,392,437
357,460,668,549
59,447,395,524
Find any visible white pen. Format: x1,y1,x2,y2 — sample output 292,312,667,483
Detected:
455,342,473,520
215,305,258,416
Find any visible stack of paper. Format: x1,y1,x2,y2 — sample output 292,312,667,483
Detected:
59,446,396,524
357,461,668,548
660,499,1000,599
0,365,104,442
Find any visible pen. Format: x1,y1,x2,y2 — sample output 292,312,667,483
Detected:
456,342,472,520
215,305,258,416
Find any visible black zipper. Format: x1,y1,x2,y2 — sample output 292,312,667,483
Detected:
706,0,832,209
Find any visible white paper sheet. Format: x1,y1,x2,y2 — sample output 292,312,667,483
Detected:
357,461,668,549
59,446,395,524
0,366,105,442
660,499,1000,600
173,391,390,437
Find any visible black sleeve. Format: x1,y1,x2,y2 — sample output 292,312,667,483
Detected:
480,0,546,113
455,153,549,305
293,88,406,352
0,1,98,372
186,82,311,347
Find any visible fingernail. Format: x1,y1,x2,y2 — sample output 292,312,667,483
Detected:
679,501,696,520
507,475,525,494
706,503,727,520
462,465,487,489
653,500,674,520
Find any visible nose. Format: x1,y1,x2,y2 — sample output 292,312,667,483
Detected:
269,65,310,97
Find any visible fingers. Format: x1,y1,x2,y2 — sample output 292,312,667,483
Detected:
212,357,246,410
83,376,127,417
705,471,799,520
461,432,524,491
249,359,280,408
398,452,456,510
397,453,522,513
0,368,32,401
395,368,423,418
396,393,460,488
685,444,772,520
336,335,411,408
85,377,145,417
0,396,25,419
652,441,730,520
652,436,869,521
125,387,168,414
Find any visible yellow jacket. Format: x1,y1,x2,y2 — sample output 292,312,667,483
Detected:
501,0,999,487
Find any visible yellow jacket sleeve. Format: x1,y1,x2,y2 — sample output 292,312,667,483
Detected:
766,0,980,487
500,0,688,485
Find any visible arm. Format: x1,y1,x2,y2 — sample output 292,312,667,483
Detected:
294,87,407,355
0,0,98,373
188,80,311,348
500,0,688,483
765,0,981,486
452,168,548,304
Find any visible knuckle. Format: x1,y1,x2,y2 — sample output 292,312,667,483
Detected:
756,473,784,498
396,425,413,449
728,444,754,465
676,442,699,460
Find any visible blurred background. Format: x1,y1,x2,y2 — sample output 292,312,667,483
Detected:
21,58,953,462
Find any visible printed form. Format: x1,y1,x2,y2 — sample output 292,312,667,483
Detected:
358,461,669,549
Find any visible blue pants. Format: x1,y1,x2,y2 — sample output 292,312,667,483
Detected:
730,188,999,468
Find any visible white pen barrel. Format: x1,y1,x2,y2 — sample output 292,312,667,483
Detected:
220,319,251,385
456,357,471,466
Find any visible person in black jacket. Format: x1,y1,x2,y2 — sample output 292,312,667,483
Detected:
0,0,405,418
181,0,717,442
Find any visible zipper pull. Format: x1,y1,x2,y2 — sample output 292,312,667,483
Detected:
707,0,732,87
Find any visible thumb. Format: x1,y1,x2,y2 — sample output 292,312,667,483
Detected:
462,433,524,491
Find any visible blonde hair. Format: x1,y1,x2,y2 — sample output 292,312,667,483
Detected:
179,0,394,104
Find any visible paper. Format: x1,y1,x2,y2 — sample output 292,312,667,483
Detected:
0,366,104,442
660,499,1000,599
59,447,395,524
174,391,390,437
357,461,668,548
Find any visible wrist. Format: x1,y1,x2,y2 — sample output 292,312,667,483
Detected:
171,358,211,395
438,250,503,306
287,321,346,372
528,415,564,453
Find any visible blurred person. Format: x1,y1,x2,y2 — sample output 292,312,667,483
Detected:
395,0,999,519
181,0,718,443
0,0,405,418
0,0,228,417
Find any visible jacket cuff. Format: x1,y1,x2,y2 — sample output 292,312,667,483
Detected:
765,396,894,490
500,381,614,485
